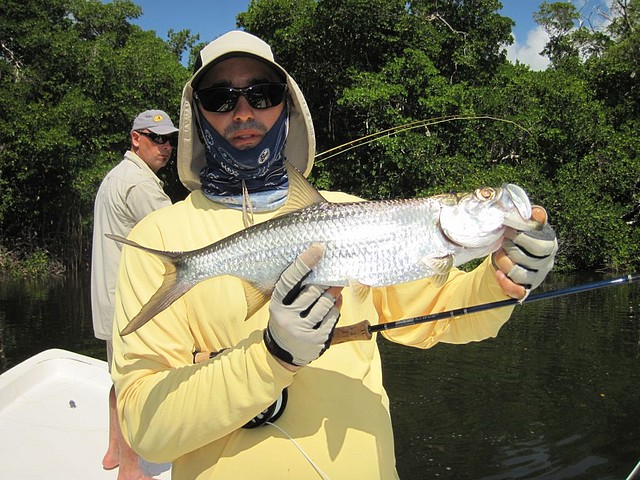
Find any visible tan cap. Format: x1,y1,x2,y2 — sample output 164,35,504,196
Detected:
177,30,315,191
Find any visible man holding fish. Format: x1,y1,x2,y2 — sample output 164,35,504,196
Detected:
110,31,557,479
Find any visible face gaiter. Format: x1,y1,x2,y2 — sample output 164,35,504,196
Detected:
198,106,289,212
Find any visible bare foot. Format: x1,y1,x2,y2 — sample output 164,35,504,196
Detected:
104,385,157,478
103,445,158,479
103,385,121,470
102,448,119,470
116,466,157,480
117,443,158,480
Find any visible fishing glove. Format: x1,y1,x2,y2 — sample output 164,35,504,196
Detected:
502,221,558,292
265,245,342,367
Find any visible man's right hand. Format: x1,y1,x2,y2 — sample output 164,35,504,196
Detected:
264,244,343,368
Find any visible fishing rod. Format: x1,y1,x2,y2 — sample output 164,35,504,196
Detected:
627,456,640,480
192,274,639,363
331,273,640,344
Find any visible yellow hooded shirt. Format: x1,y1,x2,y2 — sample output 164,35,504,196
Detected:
112,188,513,480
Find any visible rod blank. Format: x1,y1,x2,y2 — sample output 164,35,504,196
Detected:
332,273,640,344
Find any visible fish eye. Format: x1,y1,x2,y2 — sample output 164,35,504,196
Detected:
476,187,496,201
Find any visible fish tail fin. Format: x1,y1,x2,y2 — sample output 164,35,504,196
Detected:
106,234,194,336
105,234,183,260
120,265,194,336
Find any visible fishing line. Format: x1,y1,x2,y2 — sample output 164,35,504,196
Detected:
266,422,333,480
314,115,535,164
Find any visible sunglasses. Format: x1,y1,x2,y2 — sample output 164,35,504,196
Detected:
195,83,288,113
136,130,178,147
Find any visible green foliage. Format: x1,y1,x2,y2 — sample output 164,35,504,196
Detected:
0,0,638,274
241,0,639,272
534,0,581,65
0,0,190,270
167,29,200,63
0,246,65,279
553,127,640,271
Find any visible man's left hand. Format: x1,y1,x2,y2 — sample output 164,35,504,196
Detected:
493,206,558,299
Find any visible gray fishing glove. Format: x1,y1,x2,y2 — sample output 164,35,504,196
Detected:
502,221,558,292
264,245,341,367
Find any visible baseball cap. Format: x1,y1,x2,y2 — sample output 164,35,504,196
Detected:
131,110,179,135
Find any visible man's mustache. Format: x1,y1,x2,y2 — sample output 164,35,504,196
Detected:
225,120,268,137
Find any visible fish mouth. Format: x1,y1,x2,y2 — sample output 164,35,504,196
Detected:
501,184,540,231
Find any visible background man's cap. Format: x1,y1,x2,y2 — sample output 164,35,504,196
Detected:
131,110,179,135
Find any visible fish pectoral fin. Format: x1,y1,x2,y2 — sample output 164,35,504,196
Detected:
421,255,454,288
242,280,272,320
430,273,450,288
422,255,454,274
348,280,372,304
273,162,328,218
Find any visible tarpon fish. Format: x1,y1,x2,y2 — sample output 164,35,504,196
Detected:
110,165,540,335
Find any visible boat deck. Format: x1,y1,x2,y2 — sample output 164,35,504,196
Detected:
0,349,171,479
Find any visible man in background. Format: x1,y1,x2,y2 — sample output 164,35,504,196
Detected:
91,109,177,479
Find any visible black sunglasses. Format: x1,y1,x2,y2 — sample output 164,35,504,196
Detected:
195,83,287,113
136,130,178,147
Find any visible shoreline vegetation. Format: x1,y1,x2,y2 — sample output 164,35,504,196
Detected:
0,246,66,279
1,1,638,275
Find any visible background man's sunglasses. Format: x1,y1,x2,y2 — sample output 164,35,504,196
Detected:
137,130,178,147
195,83,287,113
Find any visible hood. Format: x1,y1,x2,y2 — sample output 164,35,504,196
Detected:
177,30,316,192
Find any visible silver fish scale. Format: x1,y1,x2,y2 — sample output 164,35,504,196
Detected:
177,198,458,289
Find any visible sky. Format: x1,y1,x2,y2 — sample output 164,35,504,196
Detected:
122,0,612,71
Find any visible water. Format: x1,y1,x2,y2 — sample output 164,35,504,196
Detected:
0,272,104,371
1,272,639,479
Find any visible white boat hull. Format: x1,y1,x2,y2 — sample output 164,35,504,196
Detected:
0,349,171,479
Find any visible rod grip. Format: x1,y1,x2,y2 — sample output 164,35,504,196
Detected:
193,351,212,364
193,320,373,364
331,320,372,345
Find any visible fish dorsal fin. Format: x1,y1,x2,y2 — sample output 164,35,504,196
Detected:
241,280,272,320
274,162,327,218
242,180,255,228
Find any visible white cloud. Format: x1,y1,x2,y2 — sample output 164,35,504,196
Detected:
506,26,551,71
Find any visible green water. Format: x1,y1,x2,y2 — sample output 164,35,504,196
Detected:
1,272,639,479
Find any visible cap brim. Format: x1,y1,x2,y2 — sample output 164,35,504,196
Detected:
148,126,179,135
192,53,286,91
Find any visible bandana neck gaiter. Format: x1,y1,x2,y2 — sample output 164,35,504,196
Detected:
198,106,289,212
